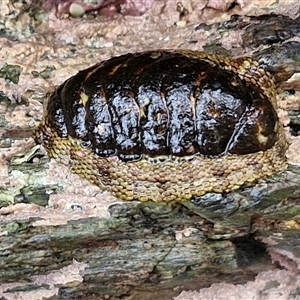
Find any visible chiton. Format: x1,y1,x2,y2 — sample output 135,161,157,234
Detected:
35,50,288,202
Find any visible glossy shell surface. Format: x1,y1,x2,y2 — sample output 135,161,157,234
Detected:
35,50,288,202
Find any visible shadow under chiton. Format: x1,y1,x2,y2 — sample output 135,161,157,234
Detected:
35,50,288,202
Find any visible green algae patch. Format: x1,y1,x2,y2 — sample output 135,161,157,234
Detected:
0,192,14,207
0,64,23,84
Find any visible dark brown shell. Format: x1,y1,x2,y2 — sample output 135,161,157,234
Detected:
43,50,279,162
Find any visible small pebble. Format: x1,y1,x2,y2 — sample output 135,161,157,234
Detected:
69,3,85,18
176,20,187,27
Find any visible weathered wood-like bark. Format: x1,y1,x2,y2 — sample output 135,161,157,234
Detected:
1,163,300,298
